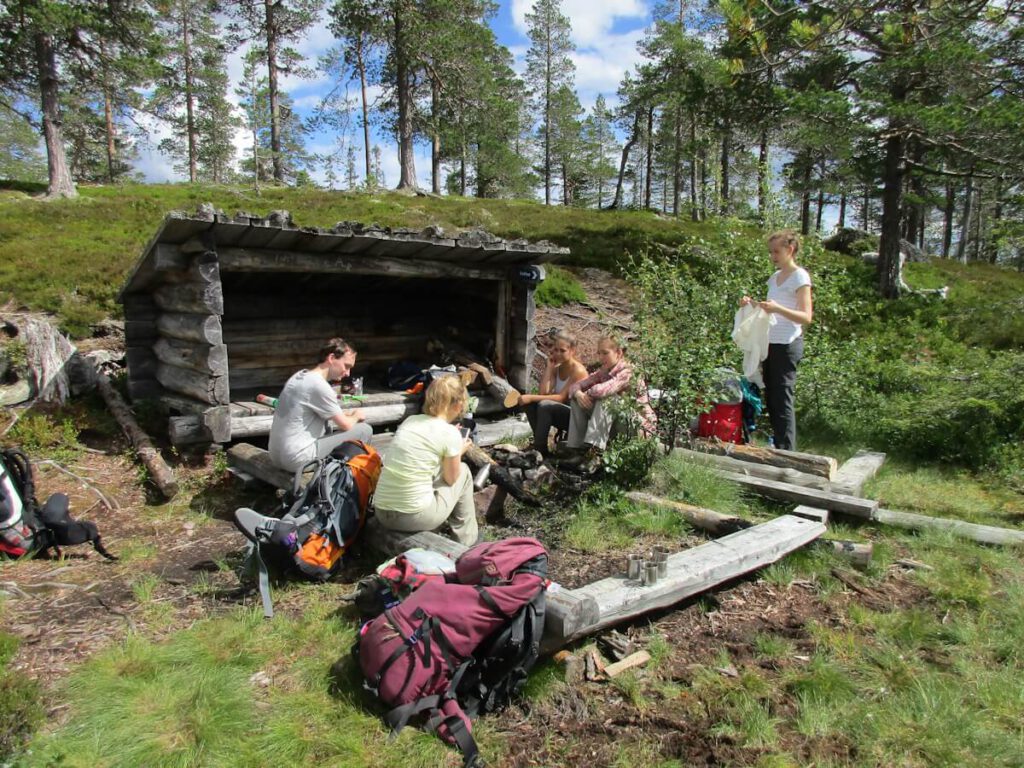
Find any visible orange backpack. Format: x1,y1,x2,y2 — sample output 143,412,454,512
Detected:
234,440,382,617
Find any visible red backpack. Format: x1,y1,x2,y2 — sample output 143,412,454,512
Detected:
354,537,548,768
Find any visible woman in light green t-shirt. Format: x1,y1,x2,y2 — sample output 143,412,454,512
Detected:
374,376,477,545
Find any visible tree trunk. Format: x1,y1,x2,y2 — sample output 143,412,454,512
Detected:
394,7,417,190
838,191,847,228
878,130,906,298
103,81,117,183
955,169,974,264
673,106,682,217
543,29,552,205
800,160,811,235
719,117,730,214
689,113,698,221
459,137,467,196
644,105,654,209
862,184,870,231
182,9,198,183
264,0,283,182
431,78,441,195
35,33,76,198
610,110,640,210
815,186,824,232
942,180,954,258
357,44,372,184
699,146,707,221
972,185,983,262
989,175,1003,264
757,127,768,225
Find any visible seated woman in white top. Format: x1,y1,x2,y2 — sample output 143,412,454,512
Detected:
373,375,477,545
739,230,814,451
516,329,587,456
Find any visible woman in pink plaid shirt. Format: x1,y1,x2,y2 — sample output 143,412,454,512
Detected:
563,336,655,453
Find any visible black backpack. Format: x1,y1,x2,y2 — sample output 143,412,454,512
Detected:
0,447,116,561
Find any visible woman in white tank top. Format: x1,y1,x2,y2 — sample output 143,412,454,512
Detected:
739,230,814,450
515,330,588,455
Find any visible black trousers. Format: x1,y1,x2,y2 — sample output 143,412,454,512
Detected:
524,401,571,454
762,336,803,451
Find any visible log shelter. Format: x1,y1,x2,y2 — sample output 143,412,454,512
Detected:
118,208,567,446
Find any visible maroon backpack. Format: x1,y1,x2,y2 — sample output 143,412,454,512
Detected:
355,537,548,767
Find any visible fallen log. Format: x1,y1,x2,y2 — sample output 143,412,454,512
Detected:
830,450,887,496
671,447,830,490
872,507,1024,546
625,491,751,536
715,471,878,518
692,440,837,479
97,374,179,499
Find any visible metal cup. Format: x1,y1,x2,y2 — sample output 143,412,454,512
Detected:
626,554,643,580
653,546,670,578
643,561,659,586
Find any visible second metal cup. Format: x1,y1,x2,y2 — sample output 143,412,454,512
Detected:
642,561,659,586
626,554,643,580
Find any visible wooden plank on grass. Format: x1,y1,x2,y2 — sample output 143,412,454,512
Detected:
830,450,887,496
873,508,1024,546
716,471,878,518
672,447,830,490
692,440,837,479
559,515,825,644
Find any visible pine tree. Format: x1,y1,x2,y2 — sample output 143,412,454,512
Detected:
0,0,160,197
345,144,359,188
152,0,236,183
230,0,322,183
579,95,617,208
525,0,576,205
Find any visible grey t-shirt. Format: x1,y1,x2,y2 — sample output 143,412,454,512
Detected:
268,369,342,471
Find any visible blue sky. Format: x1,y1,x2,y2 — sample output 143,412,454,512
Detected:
135,0,655,186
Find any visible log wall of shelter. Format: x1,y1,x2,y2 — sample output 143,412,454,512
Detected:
122,239,231,443
217,271,501,396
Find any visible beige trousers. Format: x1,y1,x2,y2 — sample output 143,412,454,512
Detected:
375,463,478,546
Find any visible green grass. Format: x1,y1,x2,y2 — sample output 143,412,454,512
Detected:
0,631,44,762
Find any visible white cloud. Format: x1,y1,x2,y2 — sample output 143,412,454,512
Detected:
511,0,648,48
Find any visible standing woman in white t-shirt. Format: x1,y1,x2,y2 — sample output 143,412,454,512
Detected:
739,230,813,451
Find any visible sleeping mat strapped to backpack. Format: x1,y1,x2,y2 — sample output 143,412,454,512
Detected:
355,537,548,768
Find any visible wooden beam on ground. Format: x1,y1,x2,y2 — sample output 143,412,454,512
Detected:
716,471,878,519
672,447,831,490
625,491,752,536
830,450,887,496
96,374,178,499
872,508,1024,546
554,515,826,647
821,539,873,570
361,518,601,648
692,440,837,479
788,451,886,527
